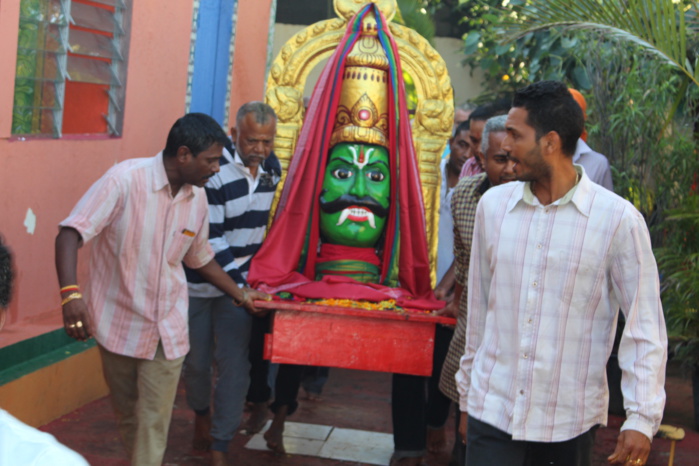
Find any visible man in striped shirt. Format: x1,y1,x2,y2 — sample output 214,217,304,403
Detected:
56,113,267,466
457,81,667,466
183,102,280,466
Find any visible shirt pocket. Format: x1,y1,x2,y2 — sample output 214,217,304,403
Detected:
166,228,197,266
550,250,603,304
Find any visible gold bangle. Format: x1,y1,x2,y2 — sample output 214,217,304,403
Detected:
61,292,83,306
234,289,249,307
60,284,80,294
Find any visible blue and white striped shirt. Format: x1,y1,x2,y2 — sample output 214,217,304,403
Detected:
186,145,280,297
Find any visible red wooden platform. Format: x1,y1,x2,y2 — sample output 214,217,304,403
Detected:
258,300,455,376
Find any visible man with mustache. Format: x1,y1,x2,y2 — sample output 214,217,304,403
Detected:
319,144,390,247
459,100,510,179
182,103,280,466
55,113,268,466
438,114,515,465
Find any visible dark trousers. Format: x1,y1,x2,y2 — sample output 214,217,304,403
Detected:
392,373,427,456
466,416,598,466
452,410,466,466
302,366,330,395
428,325,453,428
269,364,305,415
246,314,272,404
247,314,323,415
392,325,454,456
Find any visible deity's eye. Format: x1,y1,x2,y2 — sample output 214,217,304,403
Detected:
367,170,385,182
332,167,353,179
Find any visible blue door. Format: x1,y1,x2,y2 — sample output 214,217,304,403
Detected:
189,0,237,126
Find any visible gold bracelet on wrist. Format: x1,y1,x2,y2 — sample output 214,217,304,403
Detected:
61,292,83,306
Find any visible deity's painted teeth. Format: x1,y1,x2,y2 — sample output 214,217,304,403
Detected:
336,207,376,228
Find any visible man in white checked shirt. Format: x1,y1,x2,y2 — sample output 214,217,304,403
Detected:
456,81,667,466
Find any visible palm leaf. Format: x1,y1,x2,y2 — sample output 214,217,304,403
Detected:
499,0,699,89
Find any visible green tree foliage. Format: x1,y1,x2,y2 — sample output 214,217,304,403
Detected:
500,0,699,91
395,0,436,45
655,196,699,371
452,0,591,101
576,33,697,221
484,0,699,371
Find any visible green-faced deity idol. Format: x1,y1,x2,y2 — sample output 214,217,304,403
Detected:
319,143,390,248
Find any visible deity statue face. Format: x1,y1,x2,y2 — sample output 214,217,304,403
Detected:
319,143,390,247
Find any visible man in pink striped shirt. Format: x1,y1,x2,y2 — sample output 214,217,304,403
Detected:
456,82,666,466
55,113,268,466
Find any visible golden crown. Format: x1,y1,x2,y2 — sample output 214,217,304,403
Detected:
330,10,390,148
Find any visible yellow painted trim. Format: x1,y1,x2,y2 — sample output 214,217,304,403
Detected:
0,346,108,427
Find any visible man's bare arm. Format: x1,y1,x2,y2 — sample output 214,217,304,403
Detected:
55,227,92,341
194,259,270,316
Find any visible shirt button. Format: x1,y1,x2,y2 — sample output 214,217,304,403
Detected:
528,318,532,324
532,281,538,287
520,390,524,395
537,243,542,249
523,354,528,359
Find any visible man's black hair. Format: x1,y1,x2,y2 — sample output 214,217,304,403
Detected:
512,81,583,157
469,98,511,123
163,113,229,158
453,119,470,138
0,237,14,309
236,101,277,126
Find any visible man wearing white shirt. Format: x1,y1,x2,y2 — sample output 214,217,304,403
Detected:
457,81,667,466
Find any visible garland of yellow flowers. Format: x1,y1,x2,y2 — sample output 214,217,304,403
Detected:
313,298,398,311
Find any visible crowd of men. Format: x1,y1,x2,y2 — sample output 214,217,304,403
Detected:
0,77,661,466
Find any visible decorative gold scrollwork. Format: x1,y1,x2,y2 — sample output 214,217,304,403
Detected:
266,86,303,124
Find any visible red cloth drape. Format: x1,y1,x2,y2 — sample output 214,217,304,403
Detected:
247,5,440,310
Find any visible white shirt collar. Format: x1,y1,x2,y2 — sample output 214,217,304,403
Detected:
231,148,267,178
573,138,591,163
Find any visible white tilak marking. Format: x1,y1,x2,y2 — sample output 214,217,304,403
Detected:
336,208,376,228
347,145,374,171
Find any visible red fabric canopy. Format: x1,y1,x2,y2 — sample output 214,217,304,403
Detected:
247,5,441,310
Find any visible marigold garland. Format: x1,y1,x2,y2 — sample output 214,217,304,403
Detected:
273,293,432,314
313,298,399,311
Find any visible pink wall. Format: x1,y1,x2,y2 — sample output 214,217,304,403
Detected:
230,0,274,116
0,0,274,346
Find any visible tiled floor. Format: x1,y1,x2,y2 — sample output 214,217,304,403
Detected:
42,364,699,465
318,427,394,464
245,421,393,465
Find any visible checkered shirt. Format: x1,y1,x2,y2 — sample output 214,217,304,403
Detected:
439,172,489,402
